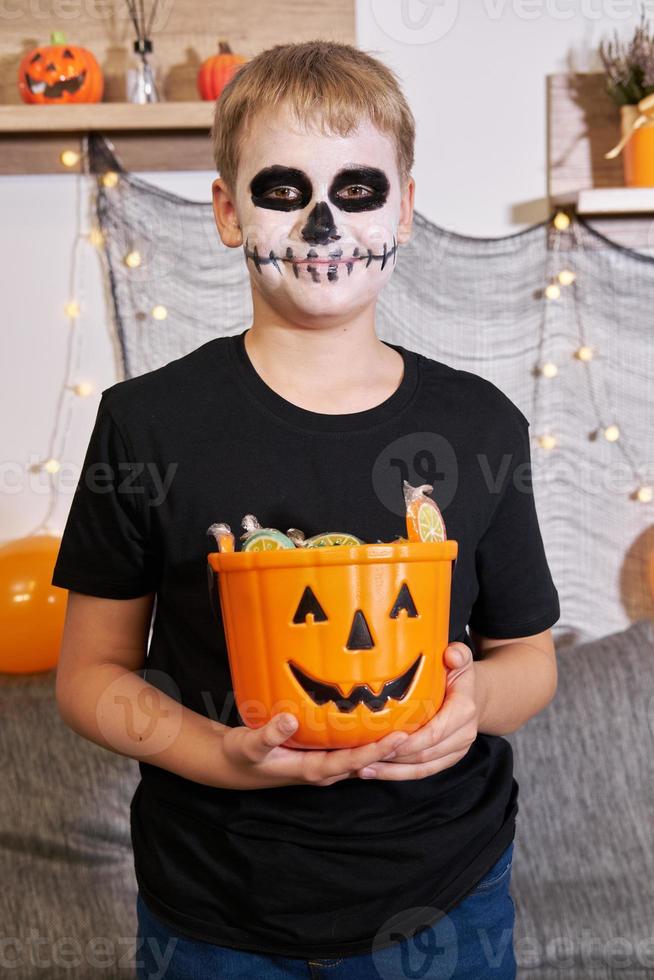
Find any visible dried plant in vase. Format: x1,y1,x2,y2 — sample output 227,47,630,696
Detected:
601,6,654,184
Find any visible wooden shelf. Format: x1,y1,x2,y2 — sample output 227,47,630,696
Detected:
0,101,214,134
576,187,654,215
0,101,217,174
551,187,654,214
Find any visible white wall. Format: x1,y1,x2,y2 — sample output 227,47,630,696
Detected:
1,0,646,540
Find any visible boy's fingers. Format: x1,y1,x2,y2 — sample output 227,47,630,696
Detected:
319,731,411,779
246,714,298,761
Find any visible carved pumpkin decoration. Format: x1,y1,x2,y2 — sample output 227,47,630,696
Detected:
197,41,247,101
208,539,458,749
17,32,103,105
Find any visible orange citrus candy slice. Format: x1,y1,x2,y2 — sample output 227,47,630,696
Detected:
242,529,296,552
403,480,447,543
304,532,364,548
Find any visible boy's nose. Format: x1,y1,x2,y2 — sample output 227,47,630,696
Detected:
301,201,341,245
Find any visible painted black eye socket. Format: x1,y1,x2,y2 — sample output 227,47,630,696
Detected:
63,48,74,58
250,166,313,212
389,583,418,619
293,586,328,624
30,52,42,64
329,167,390,213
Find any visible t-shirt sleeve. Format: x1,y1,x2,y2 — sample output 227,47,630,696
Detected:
468,414,560,639
51,393,160,599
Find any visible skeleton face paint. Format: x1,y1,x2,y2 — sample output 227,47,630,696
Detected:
232,104,405,314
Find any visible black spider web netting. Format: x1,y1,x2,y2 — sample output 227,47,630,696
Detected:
88,133,654,645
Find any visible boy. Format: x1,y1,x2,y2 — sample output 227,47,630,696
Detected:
53,40,559,979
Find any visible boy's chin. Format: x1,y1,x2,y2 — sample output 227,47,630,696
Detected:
271,279,385,317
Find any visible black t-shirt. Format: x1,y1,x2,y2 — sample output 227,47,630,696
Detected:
51,328,560,958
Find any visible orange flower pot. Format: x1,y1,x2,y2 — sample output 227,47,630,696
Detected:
620,104,654,187
208,539,458,749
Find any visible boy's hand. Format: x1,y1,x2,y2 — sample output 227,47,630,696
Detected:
354,643,481,782
219,714,411,790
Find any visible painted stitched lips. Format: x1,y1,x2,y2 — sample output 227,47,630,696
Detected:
243,236,398,283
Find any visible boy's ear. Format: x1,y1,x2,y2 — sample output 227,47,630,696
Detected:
396,175,415,247
212,176,243,248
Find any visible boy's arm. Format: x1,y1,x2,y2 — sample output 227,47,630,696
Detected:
55,590,234,786
469,627,558,737
55,591,408,789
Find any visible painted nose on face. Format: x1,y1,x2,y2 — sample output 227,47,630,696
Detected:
346,610,375,651
301,201,340,246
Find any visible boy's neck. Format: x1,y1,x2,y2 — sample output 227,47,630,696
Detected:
242,319,405,416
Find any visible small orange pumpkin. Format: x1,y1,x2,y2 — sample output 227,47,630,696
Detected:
197,41,247,101
17,31,103,105
208,539,458,749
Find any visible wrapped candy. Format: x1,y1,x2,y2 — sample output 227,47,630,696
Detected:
403,480,447,543
240,514,295,552
207,522,235,552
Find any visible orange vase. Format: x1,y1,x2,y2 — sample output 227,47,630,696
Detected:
208,539,458,749
620,104,654,187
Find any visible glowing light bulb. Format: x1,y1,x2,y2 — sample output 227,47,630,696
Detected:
603,424,620,442
545,283,561,300
88,227,104,247
537,434,557,450
575,346,593,362
636,485,653,503
124,250,142,268
73,382,93,397
152,305,168,320
541,362,558,378
60,149,80,168
64,300,80,318
101,171,119,188
43,458,60,474
558,268,576,286
553,212,570,230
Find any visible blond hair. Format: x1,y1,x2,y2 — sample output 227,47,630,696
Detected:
211,40,415,194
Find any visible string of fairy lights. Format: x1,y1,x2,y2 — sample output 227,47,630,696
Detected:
533,209,652,504
27,139,169,536
30,154,652,532
28,137,98,536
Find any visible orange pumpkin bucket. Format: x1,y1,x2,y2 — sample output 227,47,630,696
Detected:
208,538,458,749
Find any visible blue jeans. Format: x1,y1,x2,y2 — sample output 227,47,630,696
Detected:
135,841,516,979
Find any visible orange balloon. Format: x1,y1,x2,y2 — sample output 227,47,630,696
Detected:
0,535,67,674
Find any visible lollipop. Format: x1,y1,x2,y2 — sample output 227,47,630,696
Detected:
403,481,447,543
240,514,296,552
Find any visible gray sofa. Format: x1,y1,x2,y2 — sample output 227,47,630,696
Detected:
1,618,652,979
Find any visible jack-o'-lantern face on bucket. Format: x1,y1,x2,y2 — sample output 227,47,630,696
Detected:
208,541,457,749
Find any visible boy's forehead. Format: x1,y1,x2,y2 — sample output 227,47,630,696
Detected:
237,105,399,186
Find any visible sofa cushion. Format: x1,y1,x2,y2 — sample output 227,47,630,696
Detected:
506,617,654,980
0,669,140,979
